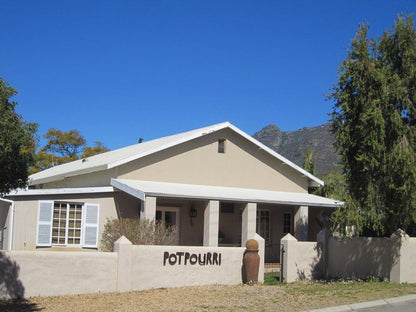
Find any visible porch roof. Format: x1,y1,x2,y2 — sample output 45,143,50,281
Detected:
111,179,341,208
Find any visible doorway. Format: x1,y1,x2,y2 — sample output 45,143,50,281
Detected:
156,206,180,244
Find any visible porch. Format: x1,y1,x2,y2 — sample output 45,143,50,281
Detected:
111,179,339,263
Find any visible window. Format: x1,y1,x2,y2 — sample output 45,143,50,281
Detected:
218,139,226,153
256,209,271,246
52,202,82,245
220,202,234,214
283,212,291,234
36,201,99,248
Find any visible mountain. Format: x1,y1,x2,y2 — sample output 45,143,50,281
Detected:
253,123,340,176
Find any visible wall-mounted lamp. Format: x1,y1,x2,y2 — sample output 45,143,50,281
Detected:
190,205,197,218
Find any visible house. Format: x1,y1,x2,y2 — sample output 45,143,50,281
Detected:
1,122,339,262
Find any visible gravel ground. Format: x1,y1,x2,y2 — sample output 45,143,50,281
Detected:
1,282,416,312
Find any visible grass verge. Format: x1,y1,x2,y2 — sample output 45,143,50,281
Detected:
1,280,415,312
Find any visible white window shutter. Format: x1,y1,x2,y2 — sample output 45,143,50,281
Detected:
82,203,99,248
36,201,53,247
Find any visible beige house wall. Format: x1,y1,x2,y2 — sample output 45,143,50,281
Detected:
118,129,308,192
39,129,308,192
41,168,118,189
7,193,118,251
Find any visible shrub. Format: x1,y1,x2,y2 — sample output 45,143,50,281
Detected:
100,218,177,251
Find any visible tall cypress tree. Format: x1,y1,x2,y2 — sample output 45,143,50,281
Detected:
329,14,416,236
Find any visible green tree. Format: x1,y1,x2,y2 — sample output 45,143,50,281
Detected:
42,128,86,160
81,141,109,158
0,78,37,195
329,14,416,236
31,130,110,174
302,150,316,176
314,171,347,201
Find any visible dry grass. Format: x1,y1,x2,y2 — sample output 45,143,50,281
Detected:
1,281,415,312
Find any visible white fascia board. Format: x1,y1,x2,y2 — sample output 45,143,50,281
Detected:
110,178,145,201
145,191,340,208
107,122,231,169
6,186,114,197
227,124,325,187
29,164,108,186
0,197,14,204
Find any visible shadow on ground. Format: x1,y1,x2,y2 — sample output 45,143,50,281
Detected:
0,299,42,311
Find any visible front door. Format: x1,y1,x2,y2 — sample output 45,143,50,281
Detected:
156,206,180,244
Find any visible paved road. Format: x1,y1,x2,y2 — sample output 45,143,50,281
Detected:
357,299,416,312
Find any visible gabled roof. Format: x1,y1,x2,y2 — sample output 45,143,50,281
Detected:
29,122,324,187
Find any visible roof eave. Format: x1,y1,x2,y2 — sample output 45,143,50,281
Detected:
29,164,109,186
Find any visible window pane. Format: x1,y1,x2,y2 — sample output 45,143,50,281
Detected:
165,211,176,227
52,202,83,246
156,211,162,221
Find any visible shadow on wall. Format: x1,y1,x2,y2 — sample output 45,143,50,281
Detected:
301,229,403,281
0,252,24,300
296,241,324,281
327,233,401,280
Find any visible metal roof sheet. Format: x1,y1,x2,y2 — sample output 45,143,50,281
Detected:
111,179,340,208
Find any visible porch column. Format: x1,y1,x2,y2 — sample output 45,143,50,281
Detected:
141,196,156,221
203,200,219,246
241,203,257,247
294,205,308,241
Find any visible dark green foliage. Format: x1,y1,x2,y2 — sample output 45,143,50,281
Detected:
0,79,37,195
302,150,317,176
329,14,416,236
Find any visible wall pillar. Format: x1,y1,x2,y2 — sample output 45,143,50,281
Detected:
241,203,257,247
254,233,265,283
390,229,412,283
281,233,298,283
203,200,219,246
294,205,308,241
141,196,156,221
114,235,132,292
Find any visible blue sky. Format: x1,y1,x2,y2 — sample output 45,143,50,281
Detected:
1,1,415,150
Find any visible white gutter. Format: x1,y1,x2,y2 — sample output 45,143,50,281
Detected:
7,186,114,196
111,178,145,201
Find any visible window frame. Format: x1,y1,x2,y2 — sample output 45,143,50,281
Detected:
52,201,83,247
283,212,292,234
256,208,271,246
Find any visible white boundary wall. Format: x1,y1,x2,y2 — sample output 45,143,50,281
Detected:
281,229,416,283
130,245,245,290
0,250,118,299
0,236,255,299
